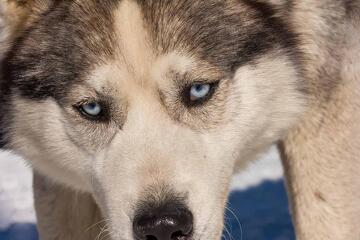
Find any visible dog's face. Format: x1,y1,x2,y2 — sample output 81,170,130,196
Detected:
1,0,305,239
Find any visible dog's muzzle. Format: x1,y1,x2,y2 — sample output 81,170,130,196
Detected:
133,200,193,240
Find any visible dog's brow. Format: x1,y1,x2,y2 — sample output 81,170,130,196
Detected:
136,0,300,74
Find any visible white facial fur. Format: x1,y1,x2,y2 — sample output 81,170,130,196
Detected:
7,1,306,239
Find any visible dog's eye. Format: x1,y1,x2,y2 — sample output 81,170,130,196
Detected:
190,84,211,101
184,81,219,106
79,102,103,119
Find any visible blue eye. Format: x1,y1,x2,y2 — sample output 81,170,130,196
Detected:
80,102,102,117
190,84,211,101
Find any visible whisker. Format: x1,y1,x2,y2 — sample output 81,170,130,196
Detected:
100,226,112,240
96,224,109,240
225,205,243,240
85,219,109,233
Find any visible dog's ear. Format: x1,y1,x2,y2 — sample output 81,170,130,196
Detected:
0,0,51,40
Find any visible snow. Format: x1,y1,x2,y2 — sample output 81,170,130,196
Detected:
230,146,283,190
0,151,36,230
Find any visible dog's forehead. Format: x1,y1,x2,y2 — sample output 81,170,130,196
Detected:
4,0,298,100
88,0,292,88
132,0,296,71
97,0,226,89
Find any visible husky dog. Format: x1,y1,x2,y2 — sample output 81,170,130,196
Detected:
0,0,359,239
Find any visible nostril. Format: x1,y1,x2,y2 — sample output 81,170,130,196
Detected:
133,204,193,240
143,231,190,240
143,229,191,240
146,236,157,240
171,230,191,239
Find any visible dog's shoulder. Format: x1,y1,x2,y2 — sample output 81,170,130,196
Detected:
286,0,359,97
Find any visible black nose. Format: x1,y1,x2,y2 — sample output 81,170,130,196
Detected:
133,204,193,240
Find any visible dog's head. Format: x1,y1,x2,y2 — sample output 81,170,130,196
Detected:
1,0,305,239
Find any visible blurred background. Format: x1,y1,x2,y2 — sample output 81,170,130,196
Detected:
0,147,295,240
